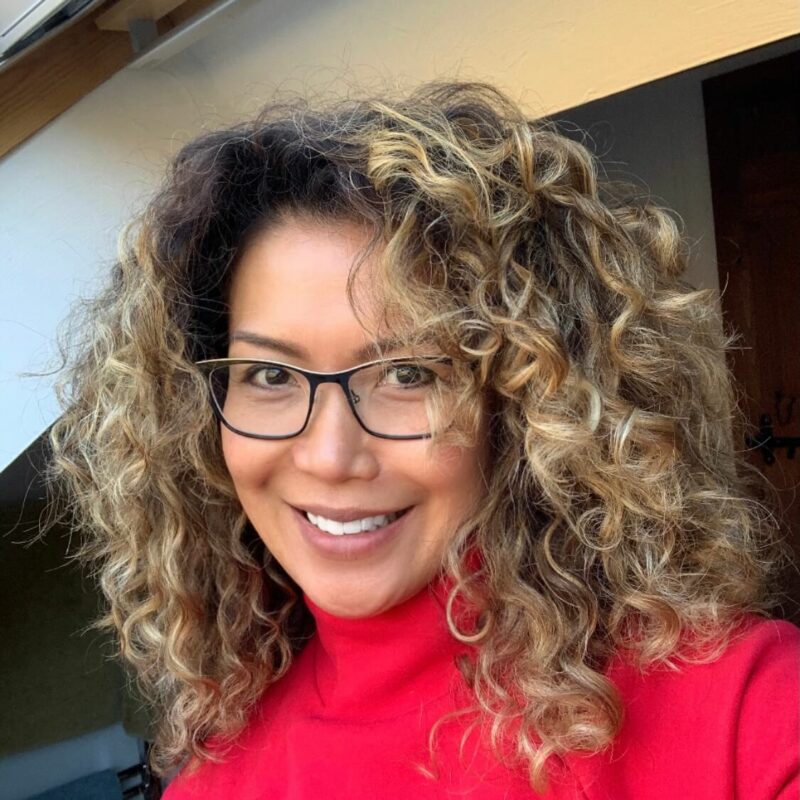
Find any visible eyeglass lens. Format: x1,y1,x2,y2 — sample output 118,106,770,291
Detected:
208,360,454,438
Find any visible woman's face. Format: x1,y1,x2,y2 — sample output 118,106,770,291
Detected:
222,215,487,618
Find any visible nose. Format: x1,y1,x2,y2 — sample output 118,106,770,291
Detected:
290,383,380,482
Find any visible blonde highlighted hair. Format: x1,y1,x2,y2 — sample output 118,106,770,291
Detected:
48,82,783,792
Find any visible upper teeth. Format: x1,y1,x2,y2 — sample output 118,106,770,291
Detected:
306,511,400,535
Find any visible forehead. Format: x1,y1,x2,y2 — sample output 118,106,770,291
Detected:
232,215,374,292
227,216,388,363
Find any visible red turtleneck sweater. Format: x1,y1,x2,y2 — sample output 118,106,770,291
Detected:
163,583,799,799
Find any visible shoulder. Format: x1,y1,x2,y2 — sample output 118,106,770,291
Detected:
570,617,800,800
610,615,799,699
160,653,312,799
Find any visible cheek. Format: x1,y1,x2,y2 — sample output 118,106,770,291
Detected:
422,442,486,515
220,429,276,491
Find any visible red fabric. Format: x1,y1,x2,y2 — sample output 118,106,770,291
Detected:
164,583,800,799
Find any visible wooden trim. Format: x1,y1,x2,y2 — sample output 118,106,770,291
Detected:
0,0,219,162
96,0,187,31
0,6,132,161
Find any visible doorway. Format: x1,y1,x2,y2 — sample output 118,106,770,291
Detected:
704,49,800,619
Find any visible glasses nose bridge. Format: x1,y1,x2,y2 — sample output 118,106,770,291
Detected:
306,371,358,418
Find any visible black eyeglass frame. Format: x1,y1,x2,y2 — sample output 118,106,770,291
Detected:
195,356,454,441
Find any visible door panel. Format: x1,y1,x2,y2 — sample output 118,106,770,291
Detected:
704,50,800,619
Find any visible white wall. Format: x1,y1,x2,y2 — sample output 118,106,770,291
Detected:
1,0,798,472
166,0,800,122
0,55,228,470
559,71,720,293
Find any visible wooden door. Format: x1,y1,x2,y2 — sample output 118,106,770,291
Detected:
704,50,800,620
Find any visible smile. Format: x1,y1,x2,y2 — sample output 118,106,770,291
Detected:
303,508,409,536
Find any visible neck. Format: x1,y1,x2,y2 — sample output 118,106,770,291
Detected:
302,578,470,719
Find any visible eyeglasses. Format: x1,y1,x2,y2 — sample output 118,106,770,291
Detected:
195,356,455,440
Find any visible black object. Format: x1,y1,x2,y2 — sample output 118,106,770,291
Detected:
746,414,800,464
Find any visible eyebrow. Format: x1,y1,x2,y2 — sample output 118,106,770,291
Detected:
228,331,413,363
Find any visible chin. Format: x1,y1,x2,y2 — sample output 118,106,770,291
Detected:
305,577,422,619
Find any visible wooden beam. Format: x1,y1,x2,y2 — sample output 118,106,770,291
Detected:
162,0,224,28
0,8,132,161
0,0,219,162
96,0,187,31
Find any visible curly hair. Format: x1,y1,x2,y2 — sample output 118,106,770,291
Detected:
47,81,784,792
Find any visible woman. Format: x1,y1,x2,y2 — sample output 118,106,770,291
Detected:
48,82,799,798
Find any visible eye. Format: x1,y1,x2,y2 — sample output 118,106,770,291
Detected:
243,364,294,388
382,362,436,388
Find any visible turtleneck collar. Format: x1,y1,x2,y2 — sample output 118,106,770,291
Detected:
302,578,471,721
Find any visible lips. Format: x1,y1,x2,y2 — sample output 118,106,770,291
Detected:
291,505,412,559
